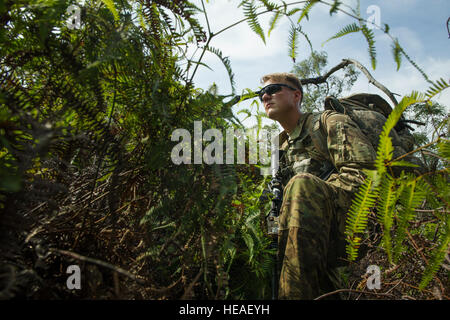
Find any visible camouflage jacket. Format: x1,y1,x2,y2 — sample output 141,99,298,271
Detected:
277,110,376,193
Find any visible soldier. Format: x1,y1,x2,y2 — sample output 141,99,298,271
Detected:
260,72,376,299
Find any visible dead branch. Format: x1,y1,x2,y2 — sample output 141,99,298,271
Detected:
314,288,396,300
50,248,146,285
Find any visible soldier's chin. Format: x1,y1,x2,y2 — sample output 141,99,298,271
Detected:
266,111,279,121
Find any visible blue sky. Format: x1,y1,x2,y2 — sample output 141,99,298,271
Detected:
187,0,449,128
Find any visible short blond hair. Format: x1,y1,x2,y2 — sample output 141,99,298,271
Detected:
261,72,303,106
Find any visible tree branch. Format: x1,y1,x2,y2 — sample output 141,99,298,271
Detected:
300,58,399,107
344,58,399,106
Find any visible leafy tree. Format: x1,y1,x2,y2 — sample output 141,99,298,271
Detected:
292,51,359,112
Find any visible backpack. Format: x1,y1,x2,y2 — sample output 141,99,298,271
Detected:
322,93,424,173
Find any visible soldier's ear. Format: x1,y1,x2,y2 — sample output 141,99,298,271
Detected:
294,90,302,103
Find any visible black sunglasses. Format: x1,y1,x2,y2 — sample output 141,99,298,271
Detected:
257,83,298,101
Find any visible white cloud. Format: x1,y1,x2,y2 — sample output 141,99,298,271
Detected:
188,0,450,126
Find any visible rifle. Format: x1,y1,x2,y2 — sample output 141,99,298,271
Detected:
266,174,283,300
260,152,284,300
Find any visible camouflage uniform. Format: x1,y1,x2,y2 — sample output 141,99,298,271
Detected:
276,110,376,299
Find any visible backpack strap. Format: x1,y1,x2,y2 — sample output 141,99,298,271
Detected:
309,111,337,180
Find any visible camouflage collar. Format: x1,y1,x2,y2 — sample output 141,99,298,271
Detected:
278,113,311,149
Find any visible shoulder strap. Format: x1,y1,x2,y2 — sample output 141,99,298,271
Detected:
309,111,333,160
310,111,337,179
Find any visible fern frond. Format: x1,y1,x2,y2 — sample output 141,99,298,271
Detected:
242,232,255,262
375,92,425,178
393,177,428,263
268,11,281,37
376,174,397,263
345,176,379,262
360,24,376,69
419,214,450,289
392,39,402,71
329,0,341,16
425,78,450,100
297,0,319,24
259,0,277,11
286,8,301,16
243,0,266,44
205,46,235,94
100,0,119,21
322,22,360,45
288,23,299,63
437,140,450,161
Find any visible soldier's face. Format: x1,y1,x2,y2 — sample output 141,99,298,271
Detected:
261,80,302,121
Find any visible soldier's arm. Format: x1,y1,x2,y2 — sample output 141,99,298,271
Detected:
322,111,376,193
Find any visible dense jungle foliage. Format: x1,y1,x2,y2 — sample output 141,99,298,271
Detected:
0,0,448,300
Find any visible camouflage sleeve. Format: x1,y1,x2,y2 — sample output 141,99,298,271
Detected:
322,111,376,193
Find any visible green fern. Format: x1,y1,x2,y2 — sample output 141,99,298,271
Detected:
286,8,301,16
101,0,120,21
376,174,397,263
243,0,266,44
205,46,236,94
376,92,425,177
392,38,402,71
426,78,450,100
329,0,341,16
437,140,450,161
322,22,360,45
345,92,424,262
360,24,376,69
268,11,281,36
259,0,277,11
419,214,450,289
345,175,379,262
297,0,319,24
393,177,428,263
288,23,299,63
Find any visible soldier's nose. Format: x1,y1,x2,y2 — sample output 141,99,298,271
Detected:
262,93,271,102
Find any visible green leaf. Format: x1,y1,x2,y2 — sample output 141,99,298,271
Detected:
419,214,450,289
101,0,119,21
268,11,281,36
437,140,450,161
376,174,397,263
322,22,360,45
392,39,402,71
288,24,299,63
390,161,419,168
375,92,425,177
426,78,449,100
361,24,376,69
243,0,266,44
329,0,341,16
345,176,379,261
297,0,318,24
205,46,235,93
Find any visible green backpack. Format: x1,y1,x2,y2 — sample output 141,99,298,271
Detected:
322,93,424,173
